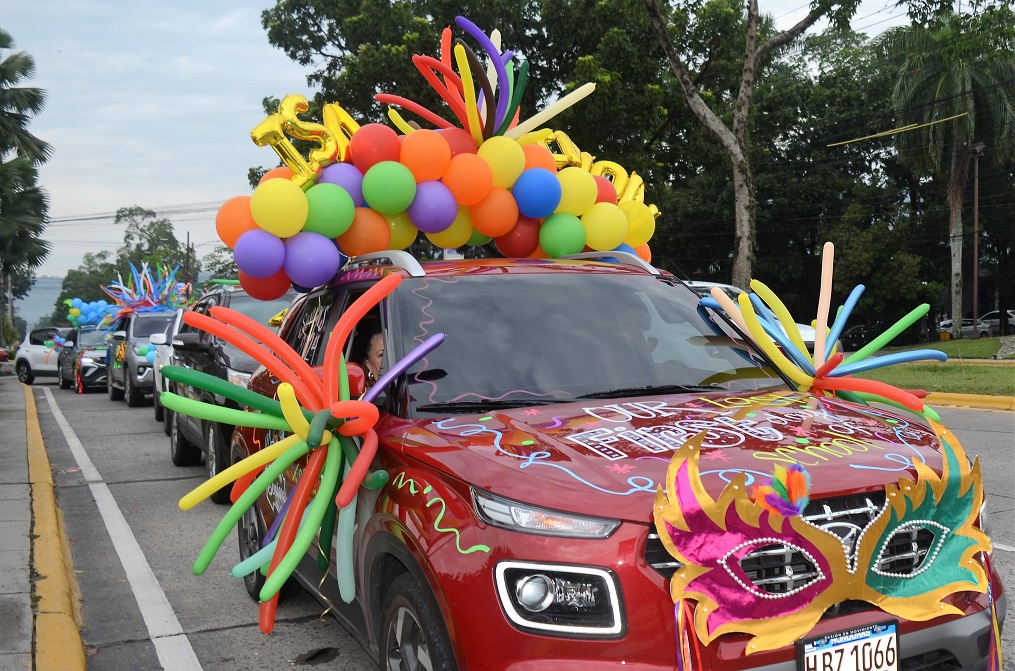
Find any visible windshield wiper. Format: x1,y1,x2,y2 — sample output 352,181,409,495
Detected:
577,384,724,399
415,399,564,413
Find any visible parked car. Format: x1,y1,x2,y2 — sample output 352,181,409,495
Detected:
106,310,177,406
938,318,992,338
14,326,70,384
56,325,109,393
979,309,1015,336
227,251,1005,671
683,280,842,355
168,285,294,503
149,308,185,430
840,321,930,352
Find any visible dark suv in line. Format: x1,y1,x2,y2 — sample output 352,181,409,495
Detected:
168,284,294,503
228,251,1005,671
106,311,177,406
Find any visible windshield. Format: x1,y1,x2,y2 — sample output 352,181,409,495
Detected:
392,273,786,415
227,293,293,325
77,328,107,348
132,314,175,339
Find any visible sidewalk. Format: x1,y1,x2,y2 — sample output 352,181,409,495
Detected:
0,377,85,671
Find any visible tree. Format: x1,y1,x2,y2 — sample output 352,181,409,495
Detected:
202,245,238,280
44,251,117,326
113,206,200,285
878,7,1015,336
0,29,51,345
641,0,864,288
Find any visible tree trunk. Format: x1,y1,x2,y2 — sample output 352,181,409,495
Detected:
947,134,969,339
730,155,756,289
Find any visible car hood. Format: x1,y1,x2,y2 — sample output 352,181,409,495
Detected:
397,390,944,523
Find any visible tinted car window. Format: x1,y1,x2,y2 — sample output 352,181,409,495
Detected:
228,294,293,326
78,328,107,347
388,274,784,414
132,314,175,338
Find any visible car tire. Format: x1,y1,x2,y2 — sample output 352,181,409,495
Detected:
107,367,124,401
58,362,72,389
125,368,143,407
169,410,201,467
163,405,173,437
15,360,34,385
153,382,165,422
379,573,456,671
206,422,231,504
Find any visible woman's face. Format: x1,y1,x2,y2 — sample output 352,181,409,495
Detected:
365,333,384,380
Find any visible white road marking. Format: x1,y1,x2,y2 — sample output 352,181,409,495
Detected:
993,542,1015,553
43,388,203,671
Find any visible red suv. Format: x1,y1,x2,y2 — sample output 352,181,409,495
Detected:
231,251,1005,671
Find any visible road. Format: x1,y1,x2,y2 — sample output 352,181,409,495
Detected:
25,379,1015,670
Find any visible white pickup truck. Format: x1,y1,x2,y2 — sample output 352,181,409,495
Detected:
15,326,70,384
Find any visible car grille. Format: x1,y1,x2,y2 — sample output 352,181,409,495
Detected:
645,492,936,599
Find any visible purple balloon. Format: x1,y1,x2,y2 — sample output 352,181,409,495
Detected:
283,231,341,288
318,163,365,205
233,229,285,278
406,181,458,233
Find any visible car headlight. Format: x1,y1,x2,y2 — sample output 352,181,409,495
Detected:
473,489,619,538
495,561,624,637
980,500,991,556
79,357,95,366
227,368,251,388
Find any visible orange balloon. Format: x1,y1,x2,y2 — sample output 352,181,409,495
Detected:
634,243,652,263
337,208,392,257
216,195,258,248
527,246,549,259
522,144,557,172
400,129,452,183
469,187,519,237
259,166,295,183
442,153,493,206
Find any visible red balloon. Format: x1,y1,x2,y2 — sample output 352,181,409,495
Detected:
349,123,402,173
494,216,540,258
238,268,292,301
593,175,618,203
438,127,479,156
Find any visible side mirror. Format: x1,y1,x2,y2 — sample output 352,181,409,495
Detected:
64,341,75,348
149,333,167,346
172,332,208,352
111,330,127,341
346,362,366,398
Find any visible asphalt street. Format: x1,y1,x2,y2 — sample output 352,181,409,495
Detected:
4,374,1014,670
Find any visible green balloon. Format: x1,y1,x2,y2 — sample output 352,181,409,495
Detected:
304,183,355,238
466,230,493,247
361,161,417,215
539,212,586,257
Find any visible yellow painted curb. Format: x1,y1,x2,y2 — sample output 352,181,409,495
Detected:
925,392,1015,411
24,386,86,671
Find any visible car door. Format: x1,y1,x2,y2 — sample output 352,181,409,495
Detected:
173,297,218,443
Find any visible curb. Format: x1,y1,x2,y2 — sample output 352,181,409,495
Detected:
24,386,86,671
925,392,1015,411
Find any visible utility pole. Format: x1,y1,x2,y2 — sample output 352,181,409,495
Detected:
970,142,986,338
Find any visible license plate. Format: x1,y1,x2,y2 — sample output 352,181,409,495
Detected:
798,621,898,671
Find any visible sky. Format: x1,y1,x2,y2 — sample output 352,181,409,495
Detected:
3,0,910,282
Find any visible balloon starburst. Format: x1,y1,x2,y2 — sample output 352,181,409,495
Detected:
160,274,446,633
702,242,947,419
101,262,192,324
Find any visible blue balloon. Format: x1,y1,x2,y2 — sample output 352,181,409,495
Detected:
146,350,156,365
512,168,561,219
72,298,84,309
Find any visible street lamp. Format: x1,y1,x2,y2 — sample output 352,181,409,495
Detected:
969,142,986,339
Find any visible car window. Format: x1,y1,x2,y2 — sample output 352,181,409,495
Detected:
391,273,784,414
29,329,56,345
282,292,337,365
78,328,107,347
132,314,175,338
227,293,295,327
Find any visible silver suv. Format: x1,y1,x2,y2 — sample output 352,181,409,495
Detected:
105,311,176,406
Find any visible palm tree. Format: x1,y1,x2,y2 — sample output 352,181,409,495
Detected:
880,12,1015,337
1,29,52,342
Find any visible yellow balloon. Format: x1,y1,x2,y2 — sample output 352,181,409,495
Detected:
250,178,309,238
581,202,629,251
69,308,82,316
555,167,598,216
384,211,418,250
426,207,475,249
476,136,526,188
620,200,656,247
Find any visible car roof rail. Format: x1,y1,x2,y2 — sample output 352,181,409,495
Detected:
343,250,427,277
560,251,661,276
